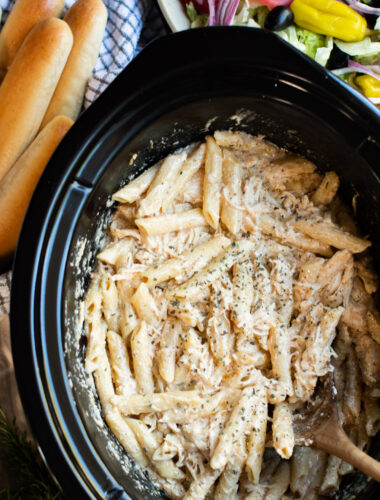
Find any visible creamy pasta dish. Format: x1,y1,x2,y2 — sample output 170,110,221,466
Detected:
83,130,380,499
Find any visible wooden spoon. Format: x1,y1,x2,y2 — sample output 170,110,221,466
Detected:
293,372,380,482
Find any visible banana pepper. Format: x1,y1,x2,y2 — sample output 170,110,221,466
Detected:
356,74,380,98
290,0,367,43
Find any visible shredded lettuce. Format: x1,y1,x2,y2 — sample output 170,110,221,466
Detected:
249,6,269,28
186,2,198,22
233,4,250,24
191,14,208,27
276,27,332,66
315,36,333,67
234,5,260,26
375,17,380,30
186,1,208,27
276,26,307,52
295,28,325,59
355,52,380,65
337,73,351,83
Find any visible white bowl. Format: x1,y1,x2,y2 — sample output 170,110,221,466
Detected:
157,0,191,31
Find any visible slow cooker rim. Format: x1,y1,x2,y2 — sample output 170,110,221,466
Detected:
10,26,380,499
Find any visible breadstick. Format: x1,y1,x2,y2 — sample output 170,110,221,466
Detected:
41,0,107,127
0,0,65,71
0,116,73,264
0,18,73,184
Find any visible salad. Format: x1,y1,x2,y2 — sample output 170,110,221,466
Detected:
181,0,380,105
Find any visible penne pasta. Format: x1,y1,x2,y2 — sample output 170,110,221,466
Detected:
183,466,222,500
126,418,185,480
163,143,206,210
167,300,205,330
148,470,185,499
292,306,343,402
203,136,223,229
97,238,134,266
130,321,155,394
343,343,362,424
142,235,231,286
213,130,279,157
220,149,242,234
158,319,180,384
311,171,340,205
161,390,240,424
135,208,207,236
320,454,342,494
263,155,317,192
272,401,294,459
294,218,371,254
137,150,187,216
130,282,159,325
258,214,333,257
91,326,114,415
364,388,380,437
84,278,107,374
117,280,139,338
106,409,149,467
207,284,234,366
214,454,245,500
231,257,254,330
113,390,204,415
166,240,253,301
268,323,293,397
210,385,262,470
290,447,327,498
112,164,159,203
302,449,328,499
245,385,268,484
83,131,380,500
265,461,290,500
100,274,120,332
107,330,137,396
367,308,380,344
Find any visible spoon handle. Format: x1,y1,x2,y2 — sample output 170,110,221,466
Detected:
315,422,380,482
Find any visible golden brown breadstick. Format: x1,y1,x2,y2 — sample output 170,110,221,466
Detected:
40,0,107,127
0,115,73,264
0,0,65,71
0,18,73,184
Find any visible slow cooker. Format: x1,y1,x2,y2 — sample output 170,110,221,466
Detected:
10,27,380,499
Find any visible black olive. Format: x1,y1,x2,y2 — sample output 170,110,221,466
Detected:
326,44,350,70
264,6,294,32
364,13,377,29
362,0,380,28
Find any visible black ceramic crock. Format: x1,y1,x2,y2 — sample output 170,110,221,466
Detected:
10,27,380,499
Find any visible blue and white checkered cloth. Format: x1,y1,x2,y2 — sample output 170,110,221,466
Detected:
0,0,168,314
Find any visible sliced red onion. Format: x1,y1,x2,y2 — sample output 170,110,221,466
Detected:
215,0,229,24
215,0,240,25
348,60,380,81
347,0,380,15
208,0,216,25
333,64,380,82
224,0,240,24
259,0,292,6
